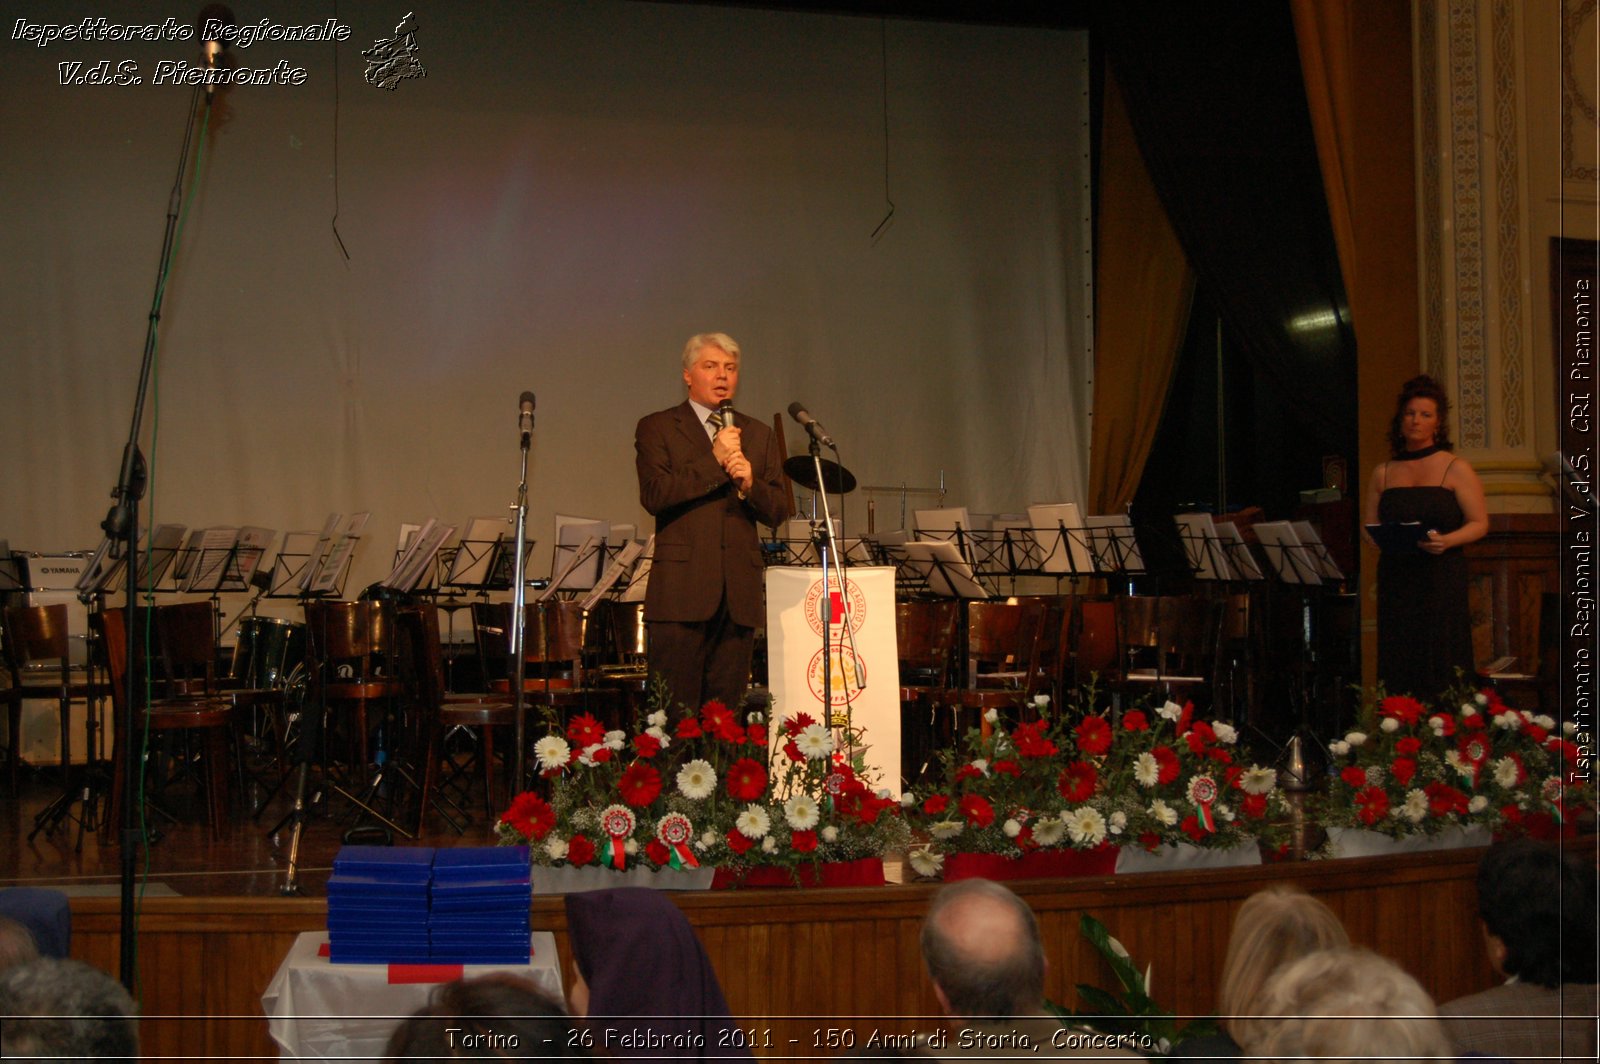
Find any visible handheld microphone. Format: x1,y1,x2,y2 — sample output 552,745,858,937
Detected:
787,402,834,448
718,400,736,434
518,391,536,443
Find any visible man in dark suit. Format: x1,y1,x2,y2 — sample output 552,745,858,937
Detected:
635,333,789,713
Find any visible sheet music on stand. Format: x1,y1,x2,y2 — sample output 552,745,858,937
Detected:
1175,512,1234,581
986,519,1045,578
1253,521,1323,585
1214,521,1266,581
551,516,610,592
383,518,455,593
1290,520,1346,583
539,534,604,602
914,507,974,565
900,540,992,600
577,540,646,612
619,535,655,604
76,524,188,598
1085,514,1147,575
302,512,371,596
441,516,512,589
181,527,249,593
1027,503,1096,578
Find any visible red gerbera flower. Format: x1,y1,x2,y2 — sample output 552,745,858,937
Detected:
567,713,605,746
618,762,662,807
953,763,984,784
1011,719,1058,758
646,839,671,866
1379,694,1426,727
634,732,662,759
1425,781,1469,818
1121,710,1149,732
1240,793,1267,819
725,829,754,855
501,791,556,841
958,794,995,828
1394,736,1422,756
1185,721,1217,755
1152,745,1181,785
1138,831,1162,852
1340,766,1368,789
725,757,768,801
784,712,817,737
1057,760,1098,803
923,794,950,815
1180,815,1206,842
991,759,1022,778
1175,701,1196,735
791,829,818,853
566,835,596,867
1391,758,1417,787
746,723,768,746
675,716,703,739
1075,716,1112,756
1356,786,1390,825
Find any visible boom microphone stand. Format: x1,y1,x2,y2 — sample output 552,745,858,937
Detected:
99,78,215,991
510,393,535,788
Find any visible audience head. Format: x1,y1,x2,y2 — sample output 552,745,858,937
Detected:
563,887,745,1058
0,915,40,973
0,957,138,1063
385,973,585,1059
1475,837,1597,987
1217,884,1349,1046
920,878,1046,1020
1254,947,1451,1062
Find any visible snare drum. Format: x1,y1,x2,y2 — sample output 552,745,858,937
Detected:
230,616,308,689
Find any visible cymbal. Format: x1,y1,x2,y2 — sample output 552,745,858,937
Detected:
783,455,857,494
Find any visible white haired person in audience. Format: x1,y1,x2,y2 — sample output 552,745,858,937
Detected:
0,915,40,973
1173,883,1350,1061
1438,838,1598,1063
1254,947,1453,1063
0,956,138,1063
918,878,1140,1059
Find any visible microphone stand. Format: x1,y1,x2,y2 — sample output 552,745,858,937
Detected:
101,80,212,990
509,428,532,790
805,435,863,737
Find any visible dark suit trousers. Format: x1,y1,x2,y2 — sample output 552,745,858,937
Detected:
648,599,753,713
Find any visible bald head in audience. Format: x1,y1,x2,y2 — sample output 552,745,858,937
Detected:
920,878,1047,1019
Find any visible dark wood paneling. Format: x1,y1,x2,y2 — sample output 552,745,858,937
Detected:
1466,513,1558,669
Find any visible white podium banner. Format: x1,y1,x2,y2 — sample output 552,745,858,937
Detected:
765,565,901,796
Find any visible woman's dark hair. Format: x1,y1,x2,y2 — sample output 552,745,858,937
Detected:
385,974,588,1059
1387,374,1453,458
1476,838,1598,987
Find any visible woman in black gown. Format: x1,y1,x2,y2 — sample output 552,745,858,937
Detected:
1362,375,1488,698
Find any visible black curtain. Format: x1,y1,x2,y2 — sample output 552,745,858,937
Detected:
1097,1,1355,473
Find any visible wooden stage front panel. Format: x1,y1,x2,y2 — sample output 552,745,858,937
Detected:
67,846,1509,1062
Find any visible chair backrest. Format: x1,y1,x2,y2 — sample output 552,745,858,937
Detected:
90,608,132,717
304,600,393,662
403,605,447,710
895,599,959,684
1074,598,1120,679
155,601,217,694
1,604,71,672
963,599,1046,688
1118,594,1214,677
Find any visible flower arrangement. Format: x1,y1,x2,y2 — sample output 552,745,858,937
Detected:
1316,683,1592,842
902,688,1291,878
495,682,908,882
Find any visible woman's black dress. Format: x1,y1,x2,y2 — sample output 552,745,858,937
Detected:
1376,483,1474,698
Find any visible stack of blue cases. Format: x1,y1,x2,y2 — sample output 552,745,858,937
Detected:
326,846,435,964
428,846,531,963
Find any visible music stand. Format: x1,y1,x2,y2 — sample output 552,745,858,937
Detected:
899,540,991,600
1027,503,1096,584
1252,520,1333,788
1174,512,1234,582
1086,514,1146,593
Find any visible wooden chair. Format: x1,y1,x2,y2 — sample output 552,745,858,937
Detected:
1117,594,1215,707
472,601,623,731
895,599,959,789
96,607,233,841
303,600,406,784
931,598,1050,737
3,605,102,805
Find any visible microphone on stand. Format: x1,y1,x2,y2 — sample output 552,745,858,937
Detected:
196,4,234,99
787,401,835,448
519,391,536,445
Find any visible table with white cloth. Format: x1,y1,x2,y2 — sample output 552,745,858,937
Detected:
261,930,562,1061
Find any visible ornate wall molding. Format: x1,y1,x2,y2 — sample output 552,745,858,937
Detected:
1448,0,1489,447
1492,0,1526,448
1562,0,1598,183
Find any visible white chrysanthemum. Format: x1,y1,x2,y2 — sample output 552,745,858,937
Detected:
1066,806,1107,846
983,707,999,724
1149,799,1178,827
784,794,821,831
1401,789,1428,823
1328,740,1350,757
1158,700,1183,721
1493,712,1520,731
747,710,765,725
900,792,916,808
1460,705,1479,718
1002,818,1022,838
534,735,571,771
578,743,608,767
1033,693,1051,709
1345,731,1368,747
1493,757,1520,789
1468,795,1489,813
1534,714,1555,730
1212,722,1238,745
1474,692,1489,706
1109,810,1127,835
1217,804,1235,822
1445,750,1470,776
761,835,777,853
676,759,717,800
647,710,667,728
735,804,771,839
1563,721,1578,736
1133,752,1161,788
1380,717,1399,733
624,838,639,855
970,758,990,776
645,725,671,748
1429,717,1448,735
821,825,839,843
542,836,568,861
1240,766,1277,795
908,846,945,878
603,729,626,751
877,788,893,801
795,723,834,760
1033,817,1067,847
700,830,719,848
931,818,965,840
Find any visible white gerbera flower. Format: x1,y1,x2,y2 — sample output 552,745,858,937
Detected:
1033,817,1067,847
534,735,571,771
1380,717,1399,733
1240,766,1277,795
676,759,717,800
930,819,965,840
645,725,671,747
1345,731,1368,747
1158,700,1183,721
761,835,777,853
1133,752,1161,788
543,836,568,861
1401,789,1428,823
1066,806,1107,846
821,825,839,843
735,804,771,839
603,729,626,751
1003,818,1022,838
1212,722,1238,745
1492,757,1520,788
784,794,821,831
908,846,945,878
1445,750,1470,777
647,710,667,728
1468,795,1489,814
1149,799,1178,827
796,723,834,760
